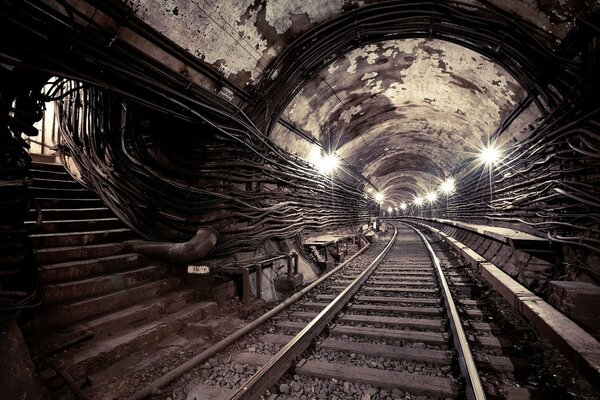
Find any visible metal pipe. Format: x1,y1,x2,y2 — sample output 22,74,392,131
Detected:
125,241,371,400
125,227,219,264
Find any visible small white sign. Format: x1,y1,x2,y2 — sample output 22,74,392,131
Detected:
187,265,210,274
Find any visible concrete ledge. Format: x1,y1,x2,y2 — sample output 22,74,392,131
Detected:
413,221,600,388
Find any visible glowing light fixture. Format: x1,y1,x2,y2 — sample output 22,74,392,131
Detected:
308,146,340,174
400,202,407,210
440,178,455,194
387,206,393,213
375,192,384,203
479,144,501,165
426,192,438,203
319,153,339,174
413,196,424,206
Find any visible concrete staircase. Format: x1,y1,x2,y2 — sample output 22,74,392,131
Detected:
23,156,217,393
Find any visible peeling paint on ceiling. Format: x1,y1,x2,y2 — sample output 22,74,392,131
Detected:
122,0,593,205
272,38,526,202
123,0,593,87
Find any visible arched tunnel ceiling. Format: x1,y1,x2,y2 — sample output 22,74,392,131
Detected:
122,0,593,205
272,38,526,203
125,0,588,86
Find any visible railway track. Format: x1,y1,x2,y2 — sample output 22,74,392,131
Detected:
132,224,594,400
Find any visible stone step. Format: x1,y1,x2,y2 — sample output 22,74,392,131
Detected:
28,207,113,221
25,217,124,234
39,253,143,283
32,177,81,189
30,289,196,355
31,228,136,248
31,160,63,172
24,278,182,331
43,265,170,304
30,186,98,199
35,197,104,209
30,168,71,181
36,242,126,265
62,303,213,382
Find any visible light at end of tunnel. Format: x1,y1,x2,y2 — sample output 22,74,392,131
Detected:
413,196,423,206
479,144,501,165
375,192,384,203
426,192,438,203
440,178,455,194
400,202,407,210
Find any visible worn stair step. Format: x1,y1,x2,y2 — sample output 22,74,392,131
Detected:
28,207,113,221
43,265,169,304
30,289,196,355
318,338,453,365
31,161,64,172
26,217,123,234
36,242,126,265
31,228,136,248
32,177,82,189
339,314,445,331
297,360,458,398
30,186,98,199
64,305,208,381
30,168,71,181
35,197,104,209
24,278,182,331
331,325,448,345
39,253,143,283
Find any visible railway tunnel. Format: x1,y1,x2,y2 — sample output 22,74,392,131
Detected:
1,1,600,399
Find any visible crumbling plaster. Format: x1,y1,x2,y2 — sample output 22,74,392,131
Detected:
274,39,525,203
124,0,589,86
122,0,593,205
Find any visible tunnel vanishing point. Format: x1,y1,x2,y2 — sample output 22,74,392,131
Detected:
1,1,600,399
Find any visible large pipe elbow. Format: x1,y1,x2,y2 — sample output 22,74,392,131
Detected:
126,227,219,264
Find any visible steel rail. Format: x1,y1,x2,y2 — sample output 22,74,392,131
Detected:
126,240,371,400
402,222,486,400
229,226,398,399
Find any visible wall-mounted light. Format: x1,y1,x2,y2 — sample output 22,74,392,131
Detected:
413,196,424,206
375,192,384,203
319,153,339,174
426,192,438,203
440,178,455,194
400,202,407,210
479,144,501,165
387,206,393,213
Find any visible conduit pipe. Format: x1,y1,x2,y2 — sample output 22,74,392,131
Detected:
126,241,371,400
125,227,219,263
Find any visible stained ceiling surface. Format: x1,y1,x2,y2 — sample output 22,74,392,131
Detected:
123,0,591,205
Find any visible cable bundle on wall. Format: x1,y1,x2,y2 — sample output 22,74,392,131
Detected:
53,81,377,257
